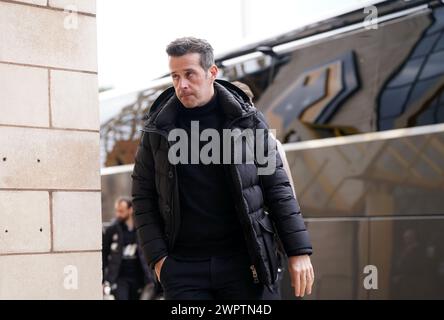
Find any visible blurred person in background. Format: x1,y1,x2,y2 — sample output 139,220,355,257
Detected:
102,197,156,300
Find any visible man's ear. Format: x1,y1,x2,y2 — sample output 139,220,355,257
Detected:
209,64,218,80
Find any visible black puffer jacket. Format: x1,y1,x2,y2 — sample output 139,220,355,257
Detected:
131,79,312,287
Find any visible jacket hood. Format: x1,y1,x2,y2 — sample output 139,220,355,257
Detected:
142,79,256,132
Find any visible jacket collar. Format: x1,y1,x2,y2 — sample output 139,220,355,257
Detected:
143,79,255,133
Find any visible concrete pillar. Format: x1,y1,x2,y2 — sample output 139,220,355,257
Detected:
0,0,101,299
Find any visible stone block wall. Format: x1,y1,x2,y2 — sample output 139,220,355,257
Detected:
0,0,102,299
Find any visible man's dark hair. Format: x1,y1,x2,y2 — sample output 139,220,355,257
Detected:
166,37,214,71
116,197,132,209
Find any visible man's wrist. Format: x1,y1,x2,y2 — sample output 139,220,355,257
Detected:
286,248,313,257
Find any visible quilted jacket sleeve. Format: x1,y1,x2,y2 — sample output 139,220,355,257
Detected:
131,132,168,269
256,111,313,257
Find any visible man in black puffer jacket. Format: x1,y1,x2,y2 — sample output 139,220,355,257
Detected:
131,37,314,300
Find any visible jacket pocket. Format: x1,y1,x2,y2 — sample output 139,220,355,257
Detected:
257,214,279,284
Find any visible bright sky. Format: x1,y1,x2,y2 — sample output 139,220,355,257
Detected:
97,0,384,91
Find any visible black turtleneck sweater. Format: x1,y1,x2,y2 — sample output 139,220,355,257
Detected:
170,92,247,259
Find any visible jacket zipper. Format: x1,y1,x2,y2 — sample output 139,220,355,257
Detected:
226,109,272,286
250,265,260,284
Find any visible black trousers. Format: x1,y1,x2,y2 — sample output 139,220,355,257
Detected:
113,277,144,300
159,250,265,300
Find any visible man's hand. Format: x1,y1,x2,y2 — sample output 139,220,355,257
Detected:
155,256,168,281
102,281,112,296
288,255,314,298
